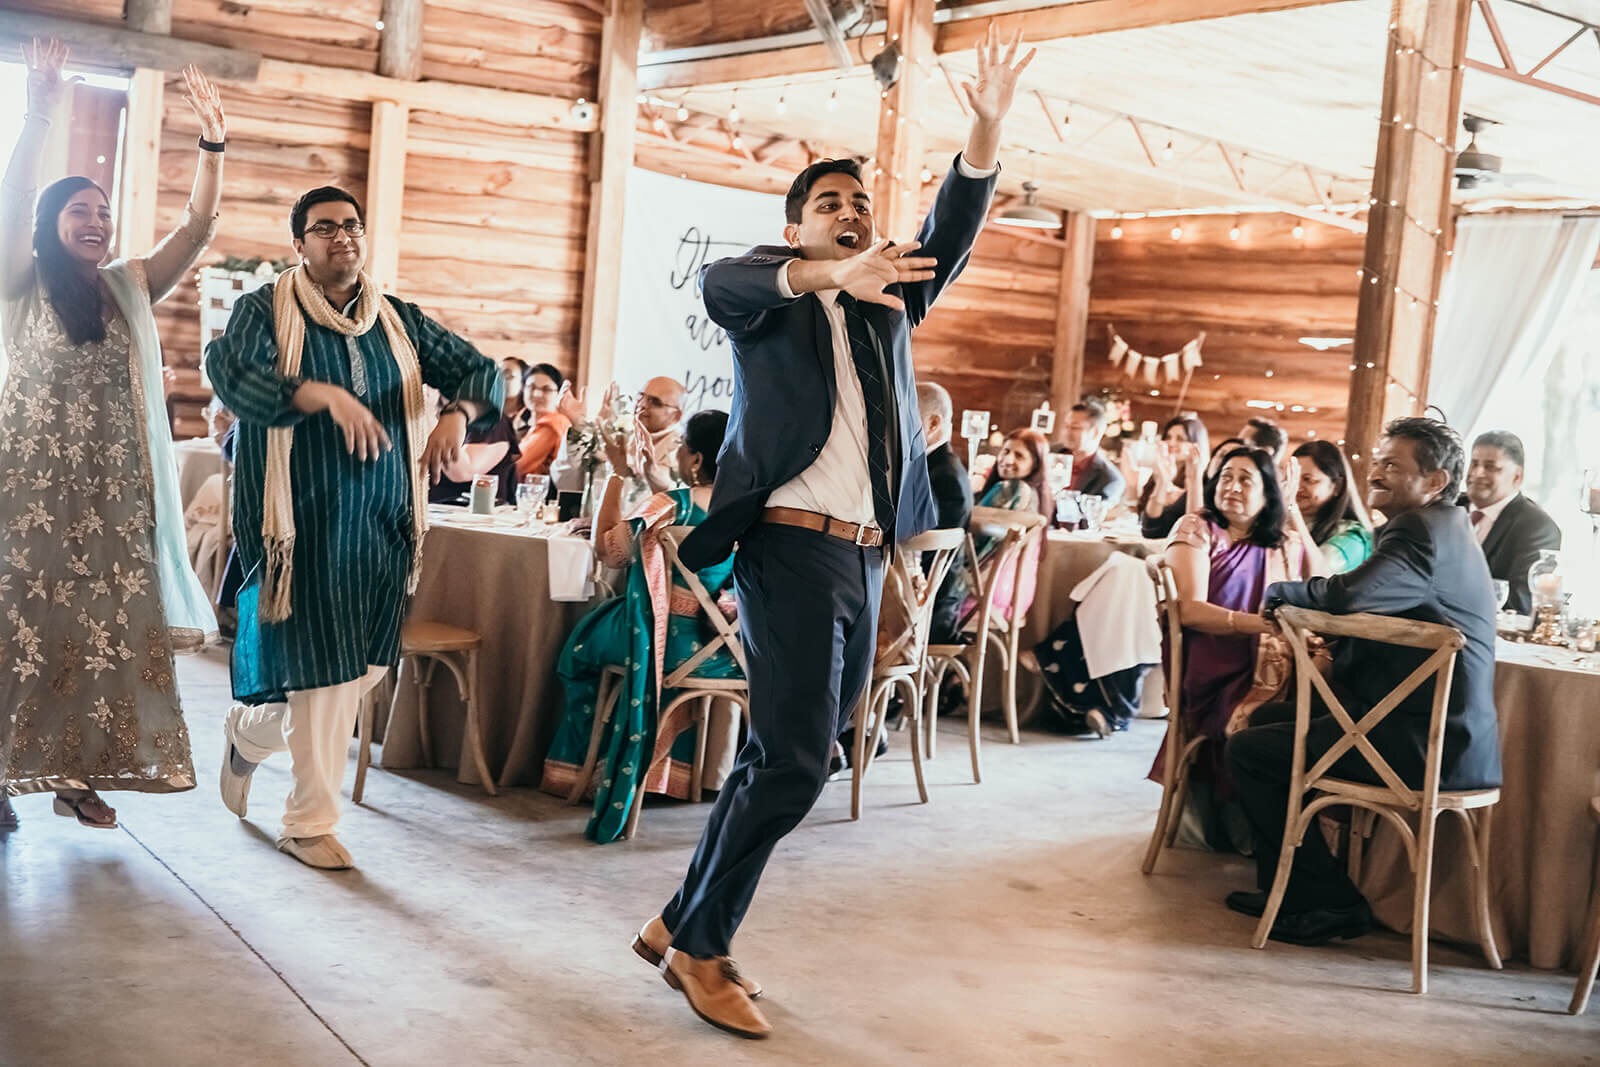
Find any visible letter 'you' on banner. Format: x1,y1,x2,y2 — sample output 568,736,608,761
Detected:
614,168,786,414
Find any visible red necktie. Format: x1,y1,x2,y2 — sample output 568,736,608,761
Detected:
1471,510,1485,527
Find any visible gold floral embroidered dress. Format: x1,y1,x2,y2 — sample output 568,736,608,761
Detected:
0,271,196,795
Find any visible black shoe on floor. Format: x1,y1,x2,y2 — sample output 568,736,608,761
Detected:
1266,900,1373,946
837,728,888,768
1225,890,1268,918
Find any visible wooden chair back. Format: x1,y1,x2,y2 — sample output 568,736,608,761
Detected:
968,505,1047,634
1274,606,1464,811
884,527,967,669
659,526,748,684
1148,555,1183,730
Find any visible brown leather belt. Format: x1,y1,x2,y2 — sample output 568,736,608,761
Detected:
761,507,884,548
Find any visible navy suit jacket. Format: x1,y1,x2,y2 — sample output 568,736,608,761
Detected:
1457,492,1562,616
680,157,997,570
1266,501,1501,791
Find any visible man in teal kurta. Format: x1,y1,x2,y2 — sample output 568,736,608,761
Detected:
206,186,501,869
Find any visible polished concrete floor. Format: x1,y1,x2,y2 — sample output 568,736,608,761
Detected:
2,647,1595,1067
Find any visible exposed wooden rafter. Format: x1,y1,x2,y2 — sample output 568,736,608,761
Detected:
638,0,1358,91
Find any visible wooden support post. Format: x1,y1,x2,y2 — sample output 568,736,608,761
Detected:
118,68,164,260
377,0,424,82
577,0,644,402
1050,210,1095,443
364,99,410,293
124,0,172,35
872,0,935,243
1344,0,1470,476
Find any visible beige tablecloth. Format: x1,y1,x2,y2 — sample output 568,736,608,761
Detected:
381,518,744,793
173,437,223,510
1359,641,1600,969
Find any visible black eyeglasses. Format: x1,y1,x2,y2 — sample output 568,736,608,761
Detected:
305,220,366,239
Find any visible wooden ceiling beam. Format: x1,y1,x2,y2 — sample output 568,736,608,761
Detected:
638,0,1357,90
0,10,259,79
1462,0,1600,112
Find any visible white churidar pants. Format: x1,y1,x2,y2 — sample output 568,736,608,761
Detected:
230,665,388,838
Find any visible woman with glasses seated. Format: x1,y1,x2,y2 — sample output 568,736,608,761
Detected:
1151,446,1307,851
539,410,741,843
513,362,571,479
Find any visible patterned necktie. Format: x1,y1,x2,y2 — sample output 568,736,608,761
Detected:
838,294,898,538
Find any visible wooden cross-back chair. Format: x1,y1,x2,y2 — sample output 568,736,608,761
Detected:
1141,556,1205,875
851,527,966,820
921,506,1047,784
566,526,750,840
1255,606,1501,995
1570,795,1600,1015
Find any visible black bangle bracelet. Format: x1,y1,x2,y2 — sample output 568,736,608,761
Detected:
198,136,226,153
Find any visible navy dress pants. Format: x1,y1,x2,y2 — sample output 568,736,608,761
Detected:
662,523,884,958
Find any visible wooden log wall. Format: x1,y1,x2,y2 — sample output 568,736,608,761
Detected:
1084,213,1363,448
4,0,603,438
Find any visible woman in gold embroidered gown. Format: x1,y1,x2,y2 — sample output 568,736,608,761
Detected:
0,40,227,829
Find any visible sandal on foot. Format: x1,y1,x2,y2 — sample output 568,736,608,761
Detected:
53,791,117,829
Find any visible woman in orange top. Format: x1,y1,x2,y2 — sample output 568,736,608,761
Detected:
515,362,572,478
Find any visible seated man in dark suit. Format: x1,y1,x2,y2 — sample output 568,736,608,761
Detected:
1060,398,1125,505
920,381,974,643
1225,417,1501,946
1463,430,1561,615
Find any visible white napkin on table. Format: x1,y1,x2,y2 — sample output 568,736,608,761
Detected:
547,533,596,602
1070,552,1161,679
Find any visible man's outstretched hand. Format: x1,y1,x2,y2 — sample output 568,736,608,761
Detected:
832,239,938,312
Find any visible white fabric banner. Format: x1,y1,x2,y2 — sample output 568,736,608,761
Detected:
613,168,787,414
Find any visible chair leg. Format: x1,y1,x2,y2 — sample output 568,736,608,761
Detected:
458,649,497,797
567,672,620,806
1463,807,1502,970
965,647,986,785
1252,808,1309,950
1410,809,1440,995
353,687,375,804
1166,756,1194,849
1347,808,1373,883
850,687,873,821
690,695,712,802
622,774,647,840
924,663,941,761
1141,774,1178,876
1571,877,1600,1015
415,657,435,769
904,677,928,805
1002,630,1021,744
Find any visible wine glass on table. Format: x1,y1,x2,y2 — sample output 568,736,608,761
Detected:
517,475,549,527
1081,494,1108,534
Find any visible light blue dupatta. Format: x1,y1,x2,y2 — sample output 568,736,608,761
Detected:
101,258,217,642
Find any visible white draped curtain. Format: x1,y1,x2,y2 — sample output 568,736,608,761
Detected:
1428,214,1600,437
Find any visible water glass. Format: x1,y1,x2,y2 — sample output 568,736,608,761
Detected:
1081,495,1108,533
1492,579,1510,612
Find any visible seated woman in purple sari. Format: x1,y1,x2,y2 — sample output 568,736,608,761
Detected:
1150,446,1307,851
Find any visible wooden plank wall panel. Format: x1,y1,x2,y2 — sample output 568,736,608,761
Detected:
421,0,602,97
154,79,370,435
1084,213,1362,447
399,109,591,376
914,226,1061,435
643,0,812,50
170,0,383,72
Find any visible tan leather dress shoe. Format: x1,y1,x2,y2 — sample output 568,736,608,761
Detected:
633,915,762,998
276,833,354,870
662,949,771,1039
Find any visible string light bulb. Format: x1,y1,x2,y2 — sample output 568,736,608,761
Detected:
728,90,740,124
826,88,838,112
1110,224,1124,239
1229,223,1241,241
676,101,689,121
919,168,934,184
1162,139,1174,161
1292,224,1305,239
1170,224,1183,240
776,92,787,115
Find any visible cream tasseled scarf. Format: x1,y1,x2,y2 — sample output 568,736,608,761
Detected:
261,266,428,622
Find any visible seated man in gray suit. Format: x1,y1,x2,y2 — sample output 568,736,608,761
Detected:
1226,417,1500,946
1055,398,1124,518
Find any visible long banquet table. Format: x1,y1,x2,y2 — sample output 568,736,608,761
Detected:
1358,640,1600,969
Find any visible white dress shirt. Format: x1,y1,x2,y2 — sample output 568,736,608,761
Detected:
1471,492,1515,545
765,154,998,526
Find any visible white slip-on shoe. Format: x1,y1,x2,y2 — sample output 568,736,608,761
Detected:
275,833,354,870
220,704,256,818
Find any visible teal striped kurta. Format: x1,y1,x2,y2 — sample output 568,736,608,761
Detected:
205,284,502,704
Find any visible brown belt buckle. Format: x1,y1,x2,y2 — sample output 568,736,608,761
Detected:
855,524,880,547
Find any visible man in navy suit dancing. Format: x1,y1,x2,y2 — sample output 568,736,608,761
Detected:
630,27,1036,1039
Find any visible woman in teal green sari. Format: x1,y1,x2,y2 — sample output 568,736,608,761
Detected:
539,411,741,843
